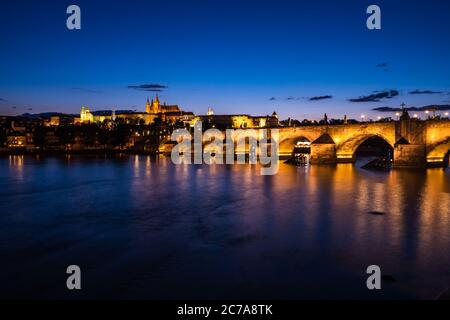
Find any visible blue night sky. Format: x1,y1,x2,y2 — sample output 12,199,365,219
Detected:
1,0,450,120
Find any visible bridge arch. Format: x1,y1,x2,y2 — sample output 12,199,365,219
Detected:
278,131,322,157
336,133,394,162
279,135,313,155
427,138,450,167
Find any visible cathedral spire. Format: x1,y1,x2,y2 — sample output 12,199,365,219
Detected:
151,94,160,113
146,97,151,113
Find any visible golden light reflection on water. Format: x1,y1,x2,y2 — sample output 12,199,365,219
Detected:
127,157,450,266
133,155,140,177
8,155,24,180
416,169,450,268
145,156,151,177
135,158,446,230
2,155,449,298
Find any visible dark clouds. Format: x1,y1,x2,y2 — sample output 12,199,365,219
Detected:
269,95,333,101
0,98,6,102
376,62,389,72
409,89,442,95
349,90,399,102
373,105,450,112
309,95,333,101
269,96,301,101
128,84,168,92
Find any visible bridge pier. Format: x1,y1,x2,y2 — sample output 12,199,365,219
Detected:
335,154,355,163
427,158,448,168
310,143,336,164
393,144,427,168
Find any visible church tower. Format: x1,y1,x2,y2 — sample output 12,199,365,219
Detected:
146,98,151,113
152,94,160,113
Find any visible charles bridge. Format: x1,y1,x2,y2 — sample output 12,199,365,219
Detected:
195,118,450,168
276,118,450,167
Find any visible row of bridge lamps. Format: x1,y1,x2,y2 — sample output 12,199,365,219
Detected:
359,111,449,122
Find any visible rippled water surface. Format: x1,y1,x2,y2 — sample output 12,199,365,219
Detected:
0,155,449,299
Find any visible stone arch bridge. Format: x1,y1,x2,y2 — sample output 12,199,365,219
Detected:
165,119,450,168
276,119,450,167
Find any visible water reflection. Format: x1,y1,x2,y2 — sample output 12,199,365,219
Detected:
8,155,24,180
0,155,449,299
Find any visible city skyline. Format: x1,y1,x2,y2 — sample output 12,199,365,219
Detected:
1,0,450,120
1,1,450,303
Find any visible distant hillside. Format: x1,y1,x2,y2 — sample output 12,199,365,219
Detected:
19,112,78,119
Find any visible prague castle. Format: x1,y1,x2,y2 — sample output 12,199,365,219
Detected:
76,95,194,125
145,95,180,114
76,95,279,129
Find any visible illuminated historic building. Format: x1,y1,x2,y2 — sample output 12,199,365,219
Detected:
144,95,193,123
80,106,94,123
74,97,279,128
76,105,150,124
44,116,61,127
75,96,192,125
6,135,28,148
146,95,181,114
192,109,280,129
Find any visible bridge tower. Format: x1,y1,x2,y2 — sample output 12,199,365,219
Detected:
310,133,336,164
393,105,427,168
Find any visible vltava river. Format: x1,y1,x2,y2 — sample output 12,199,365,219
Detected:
0,155,449,299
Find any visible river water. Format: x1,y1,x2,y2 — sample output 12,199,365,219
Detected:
0,155,449,299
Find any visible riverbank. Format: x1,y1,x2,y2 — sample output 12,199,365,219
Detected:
0,149,159,156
